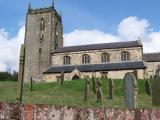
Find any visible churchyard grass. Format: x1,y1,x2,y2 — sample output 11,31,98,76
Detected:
0,79,158,108
0,81,18,103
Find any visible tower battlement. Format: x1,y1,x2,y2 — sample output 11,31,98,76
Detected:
27,1,61,21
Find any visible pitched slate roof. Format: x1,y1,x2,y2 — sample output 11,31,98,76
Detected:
43,61,146,74
52,40,142,53
143,53,160,62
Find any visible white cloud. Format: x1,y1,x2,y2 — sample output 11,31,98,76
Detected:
118,16,150,40
1,16,160,72
0,26,25,72
143,31,160,53
64,29,120,46
64,16,160,54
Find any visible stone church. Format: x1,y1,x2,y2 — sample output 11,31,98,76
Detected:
21,2,160,83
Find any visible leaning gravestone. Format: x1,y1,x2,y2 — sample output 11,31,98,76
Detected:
92,76,97,94
108,79,114,99
145,79,151,96
123,72,138,108
84,76,90,102
96,78,103,103
152,76,160,106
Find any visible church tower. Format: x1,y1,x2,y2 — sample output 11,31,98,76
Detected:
23,2,63,82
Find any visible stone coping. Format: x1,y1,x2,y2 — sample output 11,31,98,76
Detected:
0,103,160,120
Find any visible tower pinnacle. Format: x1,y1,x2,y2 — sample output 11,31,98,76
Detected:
52,0,54,8
28,3,31,11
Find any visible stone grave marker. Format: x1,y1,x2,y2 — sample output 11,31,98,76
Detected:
152,76,160,106
92,76,97,94
84,76,90,102
145,79,151,96
60,71,64,87
108,79,114,99
123,72,138,108
30,76,33,91
96,78,103,103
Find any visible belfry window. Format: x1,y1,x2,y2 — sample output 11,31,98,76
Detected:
82,54,90,64
121,51,130,61
101,53,110,62
63,56,71,65
40,18,45,31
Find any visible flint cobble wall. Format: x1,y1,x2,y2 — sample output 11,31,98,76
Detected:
0,103,160,120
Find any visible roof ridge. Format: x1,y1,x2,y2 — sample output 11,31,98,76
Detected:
58,40,138,49
144,52,160,55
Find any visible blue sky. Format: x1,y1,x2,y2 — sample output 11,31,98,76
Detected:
1,0,160,72
0,0,160,35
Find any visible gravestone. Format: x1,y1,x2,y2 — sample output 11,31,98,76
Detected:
60,71,64,87
96,78,103,103
123,72,138,108
145,79,151,96
152,76,160,106
30,76,33,91
108,79,114,99
84,76,90,102
92,76,97,94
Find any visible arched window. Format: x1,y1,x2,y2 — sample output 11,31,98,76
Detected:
101,53,110,62
82,54,90,64
40,18,45,31
63,56,71,65
121,51,130,61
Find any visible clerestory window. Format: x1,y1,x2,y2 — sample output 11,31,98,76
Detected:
101,53,110,62
82,54,90,64
121,51,130,61
63,56,71,65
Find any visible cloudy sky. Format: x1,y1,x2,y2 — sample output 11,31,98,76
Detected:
0,0,160,72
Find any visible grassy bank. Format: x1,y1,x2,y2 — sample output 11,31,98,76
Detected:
0,79,156,108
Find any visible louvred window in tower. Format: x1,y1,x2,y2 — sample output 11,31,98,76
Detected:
40,18,45,31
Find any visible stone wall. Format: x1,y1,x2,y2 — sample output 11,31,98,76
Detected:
52,47,143,66
0,103,160,120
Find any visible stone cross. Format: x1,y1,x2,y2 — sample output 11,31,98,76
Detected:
145,79,151,96
123,72,138,108
60,71,64,87
18,44,25,103
84,76,90,102
108,79,114,99
152,76,160,106
96,78,103,103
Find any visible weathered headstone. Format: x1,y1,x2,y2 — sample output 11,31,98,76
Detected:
152,76,160,106
145,79,151,96
18,44,25,103
108,79,114,99
96,78,103,103
133,70,138,79
92,76,97,94
123,72,138,108
60,71,64,87
84,76,90,102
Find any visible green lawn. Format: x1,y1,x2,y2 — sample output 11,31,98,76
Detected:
0,79,158,108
